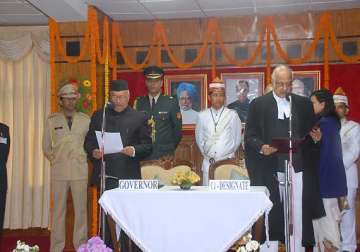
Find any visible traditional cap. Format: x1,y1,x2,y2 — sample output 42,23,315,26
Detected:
143,66,164,80
110,79,129,91
209,77,225,89
333,87,348,106
57,83,80,99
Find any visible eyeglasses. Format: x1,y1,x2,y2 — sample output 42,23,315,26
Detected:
110,95,128,101
275,80,292,87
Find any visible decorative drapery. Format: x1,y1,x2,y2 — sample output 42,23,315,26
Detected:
0,27,49,62
0,26,51,229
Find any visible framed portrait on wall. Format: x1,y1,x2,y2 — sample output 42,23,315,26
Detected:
164,74,208,130
292,71,321,97
221,72,264,123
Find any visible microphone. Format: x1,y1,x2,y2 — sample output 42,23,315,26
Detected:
105,101,114,110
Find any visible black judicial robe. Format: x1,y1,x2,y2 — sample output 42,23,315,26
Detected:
0,123,9,232
84,106,152,187
244,92,325,246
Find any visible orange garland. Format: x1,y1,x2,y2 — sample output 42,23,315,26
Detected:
265,18,272,86
50,10,360,85
268,16,324,65
49,18,57,113
215,26,265,68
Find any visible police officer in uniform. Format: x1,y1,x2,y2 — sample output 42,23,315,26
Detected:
133,66,182,160
0,122,9,235
43,83,90,252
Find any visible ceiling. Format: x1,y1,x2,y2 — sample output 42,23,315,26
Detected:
0,0,359,25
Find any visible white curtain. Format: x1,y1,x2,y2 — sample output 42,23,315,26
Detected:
0,26,51,229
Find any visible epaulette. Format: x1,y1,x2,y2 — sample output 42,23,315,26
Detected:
77,112,90,119
48,112,61,119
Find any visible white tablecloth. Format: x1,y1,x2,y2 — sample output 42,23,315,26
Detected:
99,186,272,252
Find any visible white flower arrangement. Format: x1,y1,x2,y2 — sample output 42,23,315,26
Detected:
12,240,39,252
236,233,260,252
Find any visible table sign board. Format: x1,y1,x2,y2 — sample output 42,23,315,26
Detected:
209,180,250,191
118,180,159,190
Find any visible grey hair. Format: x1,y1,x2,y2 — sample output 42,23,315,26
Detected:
271,64,293,84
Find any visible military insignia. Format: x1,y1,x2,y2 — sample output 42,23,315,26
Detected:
148,116,156,142
176,112,182,120
209,158,215,164
159,111,168,120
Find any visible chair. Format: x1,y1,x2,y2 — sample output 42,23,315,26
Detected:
209,158,248,181
209,158,250,252
141,159,193,185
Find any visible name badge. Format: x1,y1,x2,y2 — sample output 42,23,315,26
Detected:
209,180,250,191
0,137,7,144
118,180,159,190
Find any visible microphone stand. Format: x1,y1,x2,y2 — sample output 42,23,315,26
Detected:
99,102,118,240
100,103,107,240
284,94,294,252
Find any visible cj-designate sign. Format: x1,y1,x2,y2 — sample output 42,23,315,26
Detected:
209,180,250,191
118,180,159,190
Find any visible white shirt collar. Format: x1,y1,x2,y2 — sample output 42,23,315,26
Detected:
341,118,347,126
211,106,225,116
272,91,290,120
149,93,161,104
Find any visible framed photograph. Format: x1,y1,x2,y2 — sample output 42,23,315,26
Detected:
164,74,208,130
221,72,264,123
292,71,321,98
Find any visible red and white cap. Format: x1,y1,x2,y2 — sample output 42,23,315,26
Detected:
333,87,348,107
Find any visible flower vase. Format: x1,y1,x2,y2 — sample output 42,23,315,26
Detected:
180,182,192,190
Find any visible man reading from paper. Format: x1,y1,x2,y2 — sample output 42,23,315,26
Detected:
195,77,242,185
84,80,152,251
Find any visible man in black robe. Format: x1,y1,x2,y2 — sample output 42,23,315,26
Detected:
84,80,152,251
0,122,9,235
245,65,324,251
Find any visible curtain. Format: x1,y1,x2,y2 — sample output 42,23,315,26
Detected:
0,26,51,229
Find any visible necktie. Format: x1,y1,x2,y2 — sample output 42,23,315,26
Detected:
66,116,73,130
151,97,156,109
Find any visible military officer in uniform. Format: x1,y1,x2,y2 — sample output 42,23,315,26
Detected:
133,66,182,160
0,122,9,235
43,83,90,252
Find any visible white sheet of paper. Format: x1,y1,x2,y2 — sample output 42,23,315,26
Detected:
95,131,123,154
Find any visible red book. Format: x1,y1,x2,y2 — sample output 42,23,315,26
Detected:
270,137,304,154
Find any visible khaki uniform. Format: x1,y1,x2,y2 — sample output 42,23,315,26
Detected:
43,112,90,252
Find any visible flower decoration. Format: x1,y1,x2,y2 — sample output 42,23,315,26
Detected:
83,80,92,87
77,236,112,252
62,76,93,115
236,233,260,252
171,171,200,189
12,240,39,252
